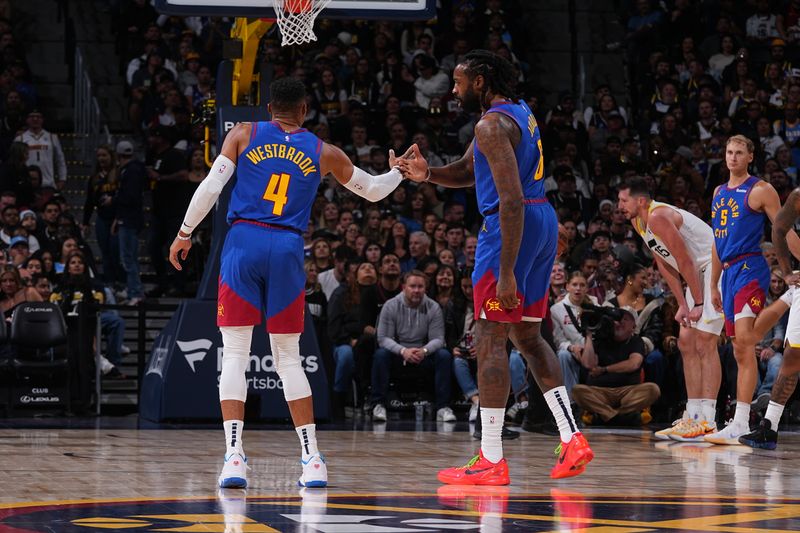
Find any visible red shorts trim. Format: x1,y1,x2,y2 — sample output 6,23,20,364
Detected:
724,280,766,336
217,280,262,326
265,290,305,334
473,269,547,323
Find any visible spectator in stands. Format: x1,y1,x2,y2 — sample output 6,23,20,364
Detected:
552,271,598,395
7,235,29,268
0,204,38,251
310,237,333,272
413,54,449,110
386,221,410,264
319,245,355,300
429,264,460,311
370,270,454,422
146,126,189,297
30,273,51,301
184,63,213,110
112,140,146,305
746,0,786,45
84,145,122,286
402,231,430,272
572,307,660,425
50,251,102,411
0,89,27,160
0,266,41,318
328,260,376,419
607,264,665,388
0,142,33,203
13,110,66,190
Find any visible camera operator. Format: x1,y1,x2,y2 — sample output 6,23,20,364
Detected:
572,306,661,425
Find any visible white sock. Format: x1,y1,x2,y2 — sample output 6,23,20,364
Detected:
733,401,750,428
765,401,785,430
543,386,579,443
686,399,701,420
480,407,505,463
224,420,244,455
296,423,319,461
701,399,717,423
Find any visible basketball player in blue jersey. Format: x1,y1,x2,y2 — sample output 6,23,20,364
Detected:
168,77,406,489
398,50,593,485
705,134,800,445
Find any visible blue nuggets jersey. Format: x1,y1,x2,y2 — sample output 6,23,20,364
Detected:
473,100,545,215
229,121,323,231
711,176,765,262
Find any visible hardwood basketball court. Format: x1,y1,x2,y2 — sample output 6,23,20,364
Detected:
1,420,799,531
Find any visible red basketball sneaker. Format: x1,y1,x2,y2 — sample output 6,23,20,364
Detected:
437,451,510,486
550,432,594,479
437,484,511,515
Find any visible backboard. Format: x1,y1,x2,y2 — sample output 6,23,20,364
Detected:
154,0,436,20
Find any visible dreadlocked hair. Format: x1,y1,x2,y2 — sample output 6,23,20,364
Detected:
462,49,519,108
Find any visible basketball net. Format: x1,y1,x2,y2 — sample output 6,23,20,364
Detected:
271,0,333,46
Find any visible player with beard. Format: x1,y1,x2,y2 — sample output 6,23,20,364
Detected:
397,50,593,484
617,177,723,441
739,187,800,449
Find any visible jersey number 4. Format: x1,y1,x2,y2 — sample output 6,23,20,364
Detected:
263,172,291,216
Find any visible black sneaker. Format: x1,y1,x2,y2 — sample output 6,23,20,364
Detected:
738,419,778,450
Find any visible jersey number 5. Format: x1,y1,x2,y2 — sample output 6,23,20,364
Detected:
263,172,291,216
653,244,671,258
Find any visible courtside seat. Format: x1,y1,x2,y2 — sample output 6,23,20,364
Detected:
7,303,70,415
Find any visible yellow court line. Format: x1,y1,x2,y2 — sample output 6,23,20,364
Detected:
511,499,792,508
2,492,800,510
259,499,800,532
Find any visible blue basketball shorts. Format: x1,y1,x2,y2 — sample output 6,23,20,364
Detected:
217,220,305,334
720,253,770,337
472,201,557,323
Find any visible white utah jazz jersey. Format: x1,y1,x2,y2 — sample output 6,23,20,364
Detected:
633,201,714,271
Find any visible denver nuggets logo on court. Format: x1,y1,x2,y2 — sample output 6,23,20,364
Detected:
4,493,800,532
485,299,502,312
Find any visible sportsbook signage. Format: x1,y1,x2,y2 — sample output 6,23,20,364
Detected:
140,300,329,421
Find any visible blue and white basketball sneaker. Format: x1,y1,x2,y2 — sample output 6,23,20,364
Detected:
218,451,248,488
298,453,327,488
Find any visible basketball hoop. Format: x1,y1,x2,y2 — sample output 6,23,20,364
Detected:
271,0,333,46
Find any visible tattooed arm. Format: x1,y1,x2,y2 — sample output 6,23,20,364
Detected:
474,113,524,309
772,188,800,285
397,142,476,188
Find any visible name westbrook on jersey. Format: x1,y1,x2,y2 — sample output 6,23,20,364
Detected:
242,143,318,176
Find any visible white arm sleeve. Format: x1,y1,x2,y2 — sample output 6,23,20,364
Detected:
180,155,236,234
343,166,404,203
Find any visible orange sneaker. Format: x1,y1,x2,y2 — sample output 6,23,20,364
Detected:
437,451,510,486
550,432,594,479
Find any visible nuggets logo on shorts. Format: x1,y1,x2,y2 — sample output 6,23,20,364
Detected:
217,304,224,317
750,296,761,309
485,298,502,312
